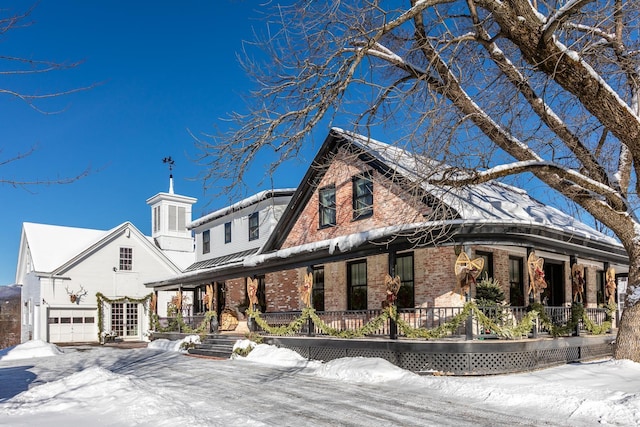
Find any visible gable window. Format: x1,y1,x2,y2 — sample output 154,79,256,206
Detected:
248,212,259,241
395,253,415,308
119,247,132,271
347,260,367,310
203,230,210,254
224,222,231,244
318,185,336,228
352,173,373,220
312,267,325,311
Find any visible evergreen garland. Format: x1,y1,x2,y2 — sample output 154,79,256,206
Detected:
529,302,612,336
395,304,473,339
96,292,217,341
96,292,153,342
150,310,217,335
245,302,567,340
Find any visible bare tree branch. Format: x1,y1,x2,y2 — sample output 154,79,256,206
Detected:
199,0,640,360
1,4,95,187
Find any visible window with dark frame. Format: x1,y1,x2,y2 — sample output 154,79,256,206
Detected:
352,173,373,220
203,230,210,254
509,257,524,306
394,253,415,308
596,270,605,306
318,185,336,228
347,260,367,310
312,267,325,311
224,222,231,244
249,212,259,241
476,251,494,279
256,275,266,312
119,247,132,271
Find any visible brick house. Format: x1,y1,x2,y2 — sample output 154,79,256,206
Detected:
146,128,629,327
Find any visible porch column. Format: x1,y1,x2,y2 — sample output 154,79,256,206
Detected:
570,255,581,337
388,251,397,340
464,246,473,341
526,247,538,338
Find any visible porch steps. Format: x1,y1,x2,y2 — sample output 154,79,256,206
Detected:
188,334,241,359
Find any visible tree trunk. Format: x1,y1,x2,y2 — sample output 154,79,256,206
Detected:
614,303,640,361
614,245,640,362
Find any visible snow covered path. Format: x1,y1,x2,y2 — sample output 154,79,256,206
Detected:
1,341,639,426
120,351,543,426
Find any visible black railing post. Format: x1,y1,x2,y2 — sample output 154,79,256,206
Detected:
465,314,473,340
465,292,473,340
390,311,397,340
307,316,314,337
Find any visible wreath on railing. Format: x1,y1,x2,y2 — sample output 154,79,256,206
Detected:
248,302,545,340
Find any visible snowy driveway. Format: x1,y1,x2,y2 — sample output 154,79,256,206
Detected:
4,337,640,426
0,344,576,426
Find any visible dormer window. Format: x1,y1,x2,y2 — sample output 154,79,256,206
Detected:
249,212,259,241
224,222,231,243
203,230,210,254
353,173,373,220
319,185,336,228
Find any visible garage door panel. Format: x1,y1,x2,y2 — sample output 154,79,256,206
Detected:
48,309,97,343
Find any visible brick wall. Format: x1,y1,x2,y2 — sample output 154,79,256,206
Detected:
283,148,425,249
222,246,606,315
266,268,301,312
224,277,246,314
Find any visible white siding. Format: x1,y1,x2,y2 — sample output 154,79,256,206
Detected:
192,195,290,262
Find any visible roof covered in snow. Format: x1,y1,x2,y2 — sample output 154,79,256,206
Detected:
20,221,186,276
144,128,626,290
22,222,109,273
188,188,296,230
336,128,621,246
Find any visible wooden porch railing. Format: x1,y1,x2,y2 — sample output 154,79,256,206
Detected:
256,306,611,339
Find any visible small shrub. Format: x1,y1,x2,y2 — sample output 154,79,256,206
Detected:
476,276,507,331
233,346,254,357
244,332,264,344
476,276,505,304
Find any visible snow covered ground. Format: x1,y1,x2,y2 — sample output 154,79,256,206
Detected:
1,338,639,426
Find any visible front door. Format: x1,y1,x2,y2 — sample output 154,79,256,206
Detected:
111,302,140,339
543,262,565,306
216,282,226,319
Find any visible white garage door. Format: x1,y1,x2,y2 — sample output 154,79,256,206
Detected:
48,308,97,343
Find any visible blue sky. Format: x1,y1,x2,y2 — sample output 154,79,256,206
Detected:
0,0,321,285
0,1,608,286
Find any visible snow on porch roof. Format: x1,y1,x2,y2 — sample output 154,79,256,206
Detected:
22,222,109,273
335,128,621,247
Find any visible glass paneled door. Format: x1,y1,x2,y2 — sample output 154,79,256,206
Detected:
111,302,140,339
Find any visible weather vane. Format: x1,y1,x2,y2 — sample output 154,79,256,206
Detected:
162,156,175,172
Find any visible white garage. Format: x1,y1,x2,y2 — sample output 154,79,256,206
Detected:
48,308,97,343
